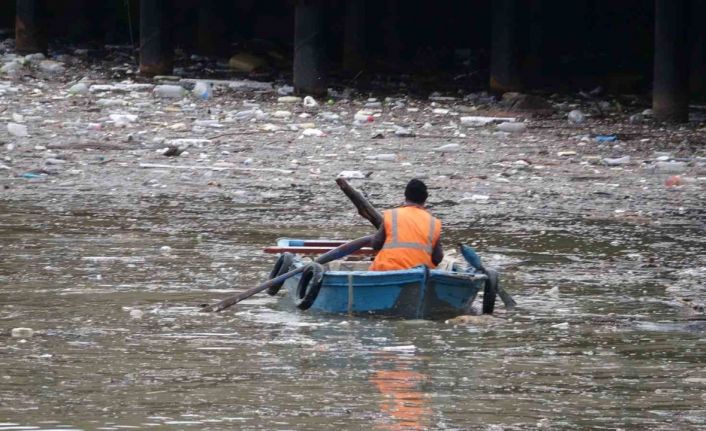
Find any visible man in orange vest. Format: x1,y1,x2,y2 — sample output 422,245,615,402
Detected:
370,179,443,271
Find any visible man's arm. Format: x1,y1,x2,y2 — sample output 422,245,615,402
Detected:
431,234,444,266
371,225,386,251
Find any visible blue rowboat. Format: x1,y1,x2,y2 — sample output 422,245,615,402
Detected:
267,239,488,320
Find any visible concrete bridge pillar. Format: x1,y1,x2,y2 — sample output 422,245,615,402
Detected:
139,0,173,76
653,0,690,122
197,0,227,57
383,0,402,66
15,0,47,54
689,0,706,100
294,0,326,96
343,0,366,74
490,0,522,93
523,0,544,89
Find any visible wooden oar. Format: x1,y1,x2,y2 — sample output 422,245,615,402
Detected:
200,234,374,313
335,178,383,228
336,178,517,309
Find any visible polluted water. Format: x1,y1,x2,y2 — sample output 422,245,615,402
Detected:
1,42,705,431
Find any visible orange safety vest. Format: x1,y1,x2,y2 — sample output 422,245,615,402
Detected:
370,206,441,271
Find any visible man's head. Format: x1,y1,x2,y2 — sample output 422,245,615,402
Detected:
404,179,428,205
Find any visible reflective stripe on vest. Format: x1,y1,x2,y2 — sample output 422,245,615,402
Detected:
381,208,436,253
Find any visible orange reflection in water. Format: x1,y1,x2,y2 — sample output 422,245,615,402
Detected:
369,353,431,430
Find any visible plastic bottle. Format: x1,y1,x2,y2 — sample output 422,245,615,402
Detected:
435,143,460,152
38,60,65,74
319,112,340,121
302,128,324,137
234,109,267,121
192,81,212,100
153,84,186,99
568,110,586,124
603,156,630,166
461,116,512,126
109,114,138,126
653,161,687,173
69,82,89,95
595,135,618,143
496,122,526,133
353,110,375,125
303,96,318,107
1,61,23,75
11,328,34,338
7,122,28,137
278,96,302,103
24,53,45,62
365,153,397,161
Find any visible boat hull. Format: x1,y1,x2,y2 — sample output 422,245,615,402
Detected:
283,264,484,320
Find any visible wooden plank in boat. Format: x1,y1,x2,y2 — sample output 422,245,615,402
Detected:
264,246,376,256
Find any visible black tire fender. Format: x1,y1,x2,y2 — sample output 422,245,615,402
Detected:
295,263,324,310
482,268,498,314
266,252,295,296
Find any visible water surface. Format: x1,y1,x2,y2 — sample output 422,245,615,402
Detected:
1,194,704,430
